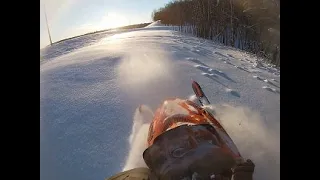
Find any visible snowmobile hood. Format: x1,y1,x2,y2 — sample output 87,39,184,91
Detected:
147,98,218,146
146,98,241,159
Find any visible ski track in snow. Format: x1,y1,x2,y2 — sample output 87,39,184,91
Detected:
40,22,280,180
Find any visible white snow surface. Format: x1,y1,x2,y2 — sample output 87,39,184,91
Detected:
145,20,163,27
40,24,280,180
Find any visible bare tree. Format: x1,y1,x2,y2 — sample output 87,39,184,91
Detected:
152,0,280,67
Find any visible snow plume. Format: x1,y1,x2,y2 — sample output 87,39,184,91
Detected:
117,44,173,88
122,105,153,171
116,42,180,108
203,104,280,180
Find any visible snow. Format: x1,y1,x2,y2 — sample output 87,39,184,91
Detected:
40,23,280,180
145,20,163,27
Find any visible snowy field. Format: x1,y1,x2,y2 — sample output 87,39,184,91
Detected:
40,21,280,180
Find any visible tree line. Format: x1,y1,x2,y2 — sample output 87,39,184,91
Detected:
152,0,280,67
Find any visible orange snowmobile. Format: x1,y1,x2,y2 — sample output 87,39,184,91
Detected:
107,80,254,180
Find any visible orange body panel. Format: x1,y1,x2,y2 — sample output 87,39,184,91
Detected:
146,98,241,159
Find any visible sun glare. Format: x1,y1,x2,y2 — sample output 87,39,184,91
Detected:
98,12,130,30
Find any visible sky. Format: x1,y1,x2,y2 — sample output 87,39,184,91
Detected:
40,0,171,49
